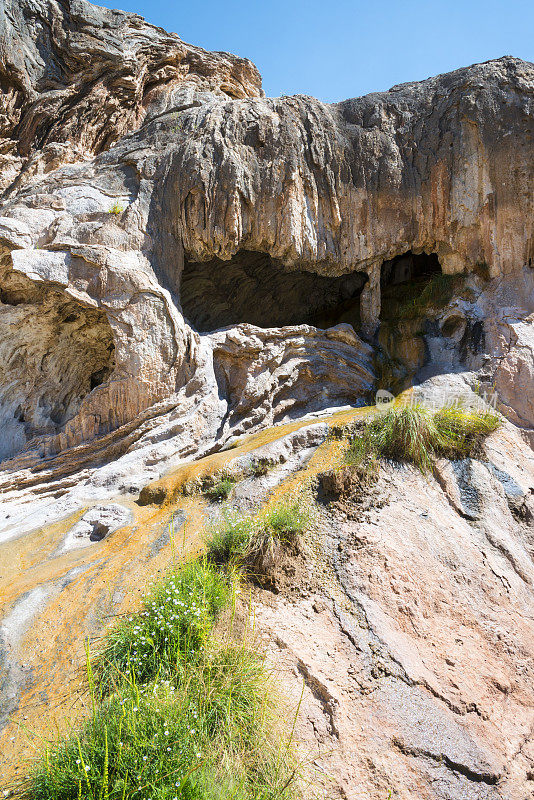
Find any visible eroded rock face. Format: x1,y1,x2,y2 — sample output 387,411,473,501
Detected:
0,265,114,459
0,0,531,573
210,322,375,436
0,0,262,189
261,415,534,800
1,6,533,796
173,61,534,279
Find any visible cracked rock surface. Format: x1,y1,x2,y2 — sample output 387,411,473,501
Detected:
0,2,533,797
252,417,534,800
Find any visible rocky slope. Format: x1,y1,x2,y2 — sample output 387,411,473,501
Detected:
0,1,533,798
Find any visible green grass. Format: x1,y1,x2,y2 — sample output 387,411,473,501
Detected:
345,404,501,473
204,476,237,503
262,502,308,541
15,560,302,800
206,500,309,567
95,560,232,695
108,202,124,215
205,512,257,565
433,406,501,459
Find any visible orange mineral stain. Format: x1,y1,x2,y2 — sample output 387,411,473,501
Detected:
0,407,370,785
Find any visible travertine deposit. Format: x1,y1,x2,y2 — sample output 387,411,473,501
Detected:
0,1,533,797
0,0,532,485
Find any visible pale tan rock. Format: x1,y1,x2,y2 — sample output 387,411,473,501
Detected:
0,10,533,795
255,426,534,800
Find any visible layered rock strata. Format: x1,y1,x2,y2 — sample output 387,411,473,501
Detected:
0,0,532,491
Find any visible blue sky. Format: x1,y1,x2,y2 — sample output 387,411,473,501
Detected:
97,0,534,102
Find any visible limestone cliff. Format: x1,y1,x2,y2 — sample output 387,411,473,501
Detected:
0,2,533,798
0,0,532,489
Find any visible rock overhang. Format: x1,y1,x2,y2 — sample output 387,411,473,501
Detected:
0,1,532,472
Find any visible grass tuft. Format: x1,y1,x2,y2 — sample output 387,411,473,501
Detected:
345,403,500,474
108,202,124,216
206,500,309,567
261,501,308,541
16,558,301,799
204,476,237,502
433,406,501,459
205,511,256,564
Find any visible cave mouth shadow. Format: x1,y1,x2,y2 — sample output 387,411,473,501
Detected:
181,250,368,333
381,251,442,294
379,250,444,320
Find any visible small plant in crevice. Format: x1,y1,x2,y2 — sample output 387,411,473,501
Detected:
108,201,124,216
178,470,241,502
177,467,245,502
204,475,237,502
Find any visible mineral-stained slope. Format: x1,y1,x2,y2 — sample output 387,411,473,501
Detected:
0,1,533,798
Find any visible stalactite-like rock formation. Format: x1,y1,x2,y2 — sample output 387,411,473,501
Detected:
1,4,534,799
0,0,532,500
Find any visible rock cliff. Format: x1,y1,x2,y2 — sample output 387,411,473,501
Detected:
0,2,533,798
0,0,532,490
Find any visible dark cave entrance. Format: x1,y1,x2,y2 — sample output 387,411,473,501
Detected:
380,251,443,320
381,251,442,290
377,250,460,393
181,250,368,332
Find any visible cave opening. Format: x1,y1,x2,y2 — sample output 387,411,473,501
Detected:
380,251,443,320
181,250,368,332
381,251,442,290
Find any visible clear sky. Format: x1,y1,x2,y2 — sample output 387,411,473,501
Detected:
97,0,534,102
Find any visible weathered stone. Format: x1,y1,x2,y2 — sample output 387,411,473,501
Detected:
0,1,531,484
61,503,134,551
137,484,168,507
0,5,533,796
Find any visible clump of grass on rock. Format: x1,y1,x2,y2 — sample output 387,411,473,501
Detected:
345,403,500,474
204,474,237,502
16,558,302,800
206,512,256,565
207,499,310,568
176,468,242,503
